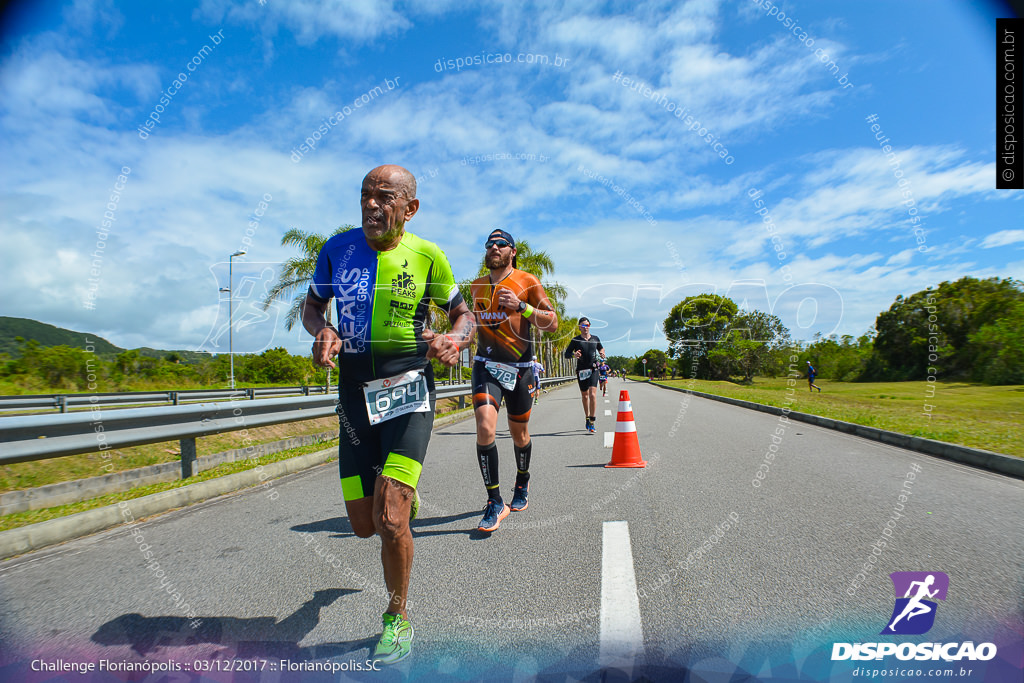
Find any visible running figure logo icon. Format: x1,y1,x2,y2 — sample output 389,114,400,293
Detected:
881,571,949,635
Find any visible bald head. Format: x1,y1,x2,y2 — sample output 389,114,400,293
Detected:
360,164,420,251
364,164,417,199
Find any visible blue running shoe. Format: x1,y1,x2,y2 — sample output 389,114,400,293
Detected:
510,483,529,512
478,498,510,532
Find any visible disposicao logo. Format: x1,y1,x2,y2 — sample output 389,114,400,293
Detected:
831,571,997,662
882,571,948,635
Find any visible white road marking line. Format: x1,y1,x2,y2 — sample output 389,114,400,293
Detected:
604,409,612,416
604,432,614,447
600,521,645,670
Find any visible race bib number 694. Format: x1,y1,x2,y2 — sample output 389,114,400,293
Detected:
363,370,430,425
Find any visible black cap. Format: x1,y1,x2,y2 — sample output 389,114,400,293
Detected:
487,229,517,268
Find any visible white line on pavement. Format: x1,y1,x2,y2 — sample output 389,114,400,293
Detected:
604,409,612,416
604,432,614,447
600,521,645,671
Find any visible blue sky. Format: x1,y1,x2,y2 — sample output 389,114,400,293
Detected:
1,0,1021,358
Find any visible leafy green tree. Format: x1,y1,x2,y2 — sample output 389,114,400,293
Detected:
871,277,1023,380
663,294,738,379
237,347,312,385
39,345,94,389
800,332,874,381
710,310,791,382
605,355,631,373
635,349,669,377
969,299,1024,384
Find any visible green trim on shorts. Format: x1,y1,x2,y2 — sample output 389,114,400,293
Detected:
341,475,365,501
381,452,424,491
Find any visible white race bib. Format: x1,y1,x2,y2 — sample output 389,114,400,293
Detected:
485,361,519,391
578,369,593,381
362,370,430,425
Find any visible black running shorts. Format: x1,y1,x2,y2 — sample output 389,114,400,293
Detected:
471,360,536,423
576,367,600,392
335,376,435,501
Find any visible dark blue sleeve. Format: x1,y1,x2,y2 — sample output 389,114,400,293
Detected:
309,246,331,302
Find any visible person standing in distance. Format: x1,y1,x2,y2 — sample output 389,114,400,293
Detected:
470,229,558,532
302,164,474,664
563,317,605,433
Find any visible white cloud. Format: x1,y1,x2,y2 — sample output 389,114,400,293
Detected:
197,0,413,44
0,0,1018,359
980,230,1024,248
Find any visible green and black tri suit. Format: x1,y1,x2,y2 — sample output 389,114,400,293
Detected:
309,229,463,500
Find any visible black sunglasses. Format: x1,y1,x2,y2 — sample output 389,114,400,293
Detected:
485,239,512,249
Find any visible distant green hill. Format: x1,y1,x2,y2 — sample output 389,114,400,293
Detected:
0,317,122,357
0,317,211,363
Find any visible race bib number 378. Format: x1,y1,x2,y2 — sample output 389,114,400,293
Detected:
363,370,430,425
485,361,519,391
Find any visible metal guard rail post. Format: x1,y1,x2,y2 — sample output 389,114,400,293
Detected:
0,377,574,475
0,385,335,413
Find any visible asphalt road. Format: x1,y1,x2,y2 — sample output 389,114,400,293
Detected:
1,380,1021,682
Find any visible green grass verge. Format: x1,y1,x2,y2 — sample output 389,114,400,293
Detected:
633,376,1023,458
0,438,339,532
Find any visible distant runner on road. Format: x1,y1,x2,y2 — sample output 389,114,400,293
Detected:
531,355,545,404
563,317,605,433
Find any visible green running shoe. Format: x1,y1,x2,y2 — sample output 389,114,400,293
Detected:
373,612,413,664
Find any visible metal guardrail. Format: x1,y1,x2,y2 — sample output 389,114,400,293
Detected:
0,385,338,413
0,377,573,478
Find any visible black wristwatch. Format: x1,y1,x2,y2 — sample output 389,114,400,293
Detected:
516,300,527,313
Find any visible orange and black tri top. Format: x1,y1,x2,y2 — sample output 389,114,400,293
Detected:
471,268,553,365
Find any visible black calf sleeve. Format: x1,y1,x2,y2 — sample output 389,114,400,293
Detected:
477,442,500,489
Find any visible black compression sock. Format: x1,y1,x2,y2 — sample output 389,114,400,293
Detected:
514,440,532,486
477,442,500,490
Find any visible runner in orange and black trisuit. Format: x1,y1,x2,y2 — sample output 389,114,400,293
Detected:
563,317,605,433
470,229,558,532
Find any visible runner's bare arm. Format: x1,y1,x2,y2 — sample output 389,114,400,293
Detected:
424,301,474,366
302,290,343,369
527,290,558,332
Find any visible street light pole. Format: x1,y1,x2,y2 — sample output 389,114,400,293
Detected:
227,250,246,389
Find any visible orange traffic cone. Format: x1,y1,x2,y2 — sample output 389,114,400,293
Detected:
606,390,646,468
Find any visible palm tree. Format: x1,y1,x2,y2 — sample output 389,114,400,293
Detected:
262,224,354,388
262,225,354,329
